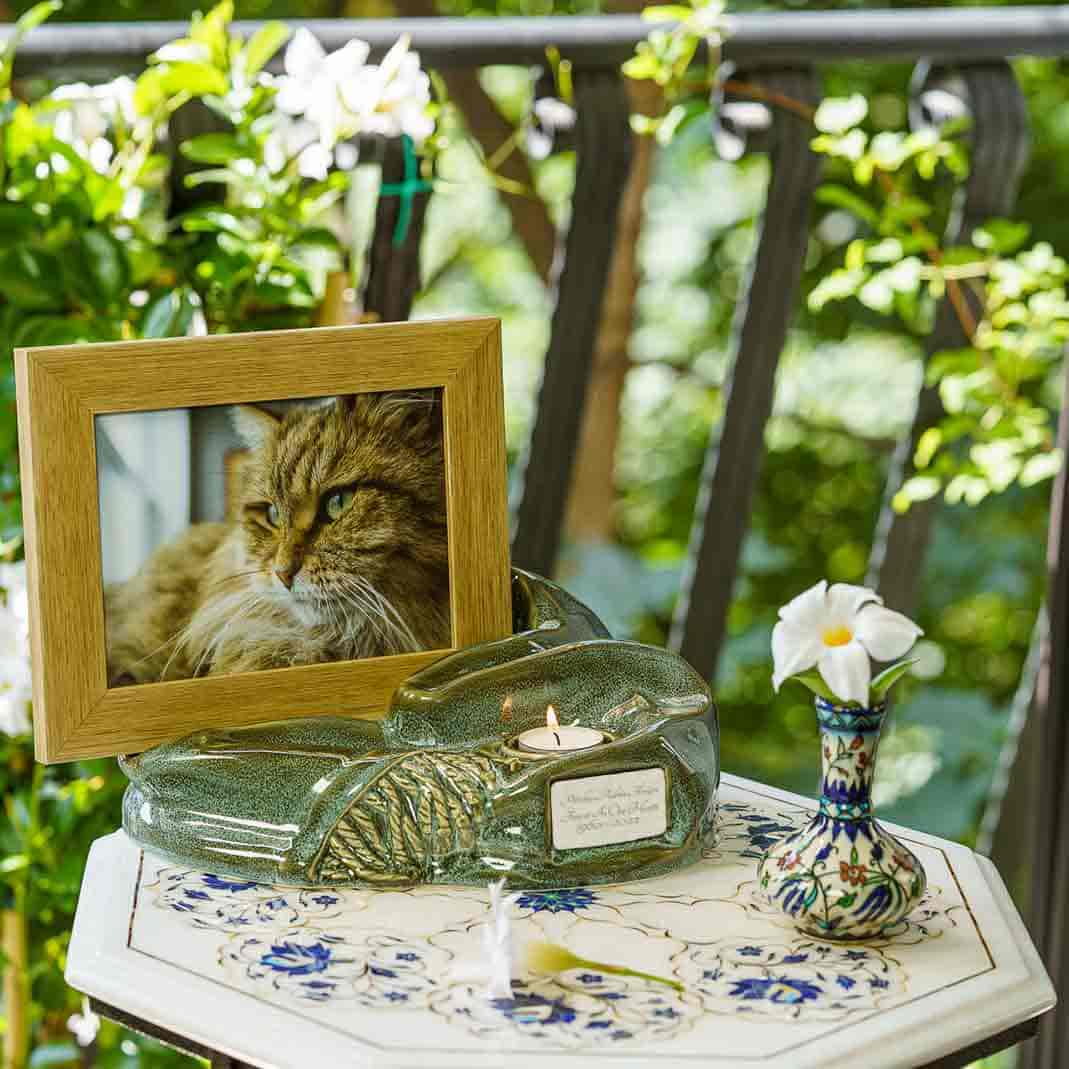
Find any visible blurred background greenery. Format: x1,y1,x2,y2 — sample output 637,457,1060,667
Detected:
0,0,1065,1065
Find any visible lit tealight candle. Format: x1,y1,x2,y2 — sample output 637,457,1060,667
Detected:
516,705,605,754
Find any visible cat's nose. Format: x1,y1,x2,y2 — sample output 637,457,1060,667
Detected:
274,565,299,590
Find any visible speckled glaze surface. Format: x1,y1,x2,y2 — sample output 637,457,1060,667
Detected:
757,698,926,940
121,570,719,889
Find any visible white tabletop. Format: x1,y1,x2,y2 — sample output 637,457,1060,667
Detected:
66,773,1055,1068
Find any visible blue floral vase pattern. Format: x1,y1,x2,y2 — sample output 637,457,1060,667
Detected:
757,698,926,940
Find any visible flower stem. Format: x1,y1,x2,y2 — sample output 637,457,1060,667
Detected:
574,955,683,994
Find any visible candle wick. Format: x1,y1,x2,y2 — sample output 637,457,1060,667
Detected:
553,731,561,747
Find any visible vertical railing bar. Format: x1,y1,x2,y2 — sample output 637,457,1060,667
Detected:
669,67,822,681
1020,356,1069,1069
362,135,431,324
510,70,633,577
867,61,1030,614
977,606,1046,856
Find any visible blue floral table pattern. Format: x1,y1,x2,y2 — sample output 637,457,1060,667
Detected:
124,778,996,1060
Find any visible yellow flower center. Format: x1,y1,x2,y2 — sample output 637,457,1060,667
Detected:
822,625,853,647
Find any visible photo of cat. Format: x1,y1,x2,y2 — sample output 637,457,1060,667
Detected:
100,390,450,687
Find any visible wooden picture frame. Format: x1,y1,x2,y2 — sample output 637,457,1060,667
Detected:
16,317,511,762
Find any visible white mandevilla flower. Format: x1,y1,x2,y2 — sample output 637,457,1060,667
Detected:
275,27,371,148
771,580,922,706
449,878,518,999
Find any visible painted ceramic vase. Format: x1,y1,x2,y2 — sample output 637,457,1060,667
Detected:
757,697,926,940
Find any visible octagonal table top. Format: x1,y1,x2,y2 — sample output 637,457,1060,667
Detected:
66,773,1055,1068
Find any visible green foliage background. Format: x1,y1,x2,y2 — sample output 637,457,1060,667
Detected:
1,1,1065,1066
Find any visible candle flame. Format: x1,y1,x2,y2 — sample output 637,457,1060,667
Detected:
546,705,559,729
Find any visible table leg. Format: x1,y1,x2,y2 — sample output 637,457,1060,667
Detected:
88,998,256,1067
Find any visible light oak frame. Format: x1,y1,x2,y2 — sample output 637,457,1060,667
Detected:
16,317,511,762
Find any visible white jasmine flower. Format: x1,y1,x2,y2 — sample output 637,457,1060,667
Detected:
67,998,101,1047
526,97,576,160
771,580,922,706
532,97,576,131
264,115,333,179
449,878,518,999
689,0,727,40
275,28,370,148
341,35,434,144
49,77,136,172
0,562,31,738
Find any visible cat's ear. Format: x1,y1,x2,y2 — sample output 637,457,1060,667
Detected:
231,405,281,449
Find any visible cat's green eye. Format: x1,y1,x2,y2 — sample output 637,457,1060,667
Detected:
324,489,355,521
266,504,281,527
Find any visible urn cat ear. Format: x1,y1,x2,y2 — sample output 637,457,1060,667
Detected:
230,404,281,448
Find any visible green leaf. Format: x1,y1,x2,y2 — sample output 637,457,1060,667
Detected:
641,4,694,21
181,205,260,241
0,853,28,874
80,229,129,302
816,185,879,230
244,20,290,75
180,132,245,164
871,659,918,699
133,67,168,115
135,61,228,114
293,227,341,249
974,218,1031,255
13,316,94,348
189,0,233,65
0,0,61,90
14,0,62,35
0,248,64,310
142,290,180,338
141,288,196,339
0,202,38,234
622,52,660,82
884,195,932,225
788,669,836,701
159,61,229,99
914,427,942,469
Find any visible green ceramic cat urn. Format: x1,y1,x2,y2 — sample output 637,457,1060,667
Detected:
121,570,720,889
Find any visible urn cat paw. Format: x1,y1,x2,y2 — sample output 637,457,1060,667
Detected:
122,570,720,889
757,698,925,940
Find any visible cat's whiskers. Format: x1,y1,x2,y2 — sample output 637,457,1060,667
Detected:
203,569,267,593
167,586,282,678
354,575,421,652
332,574,421,655
192,592,275,676
332,576,400,652
333,577,389,646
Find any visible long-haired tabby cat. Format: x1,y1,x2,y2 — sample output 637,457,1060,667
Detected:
105,392,450,686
